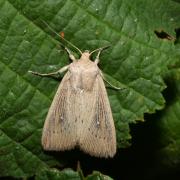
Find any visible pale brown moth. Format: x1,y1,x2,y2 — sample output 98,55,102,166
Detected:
29,22,121,158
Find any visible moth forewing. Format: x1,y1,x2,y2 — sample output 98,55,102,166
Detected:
41,72,78,150
78,74,116,157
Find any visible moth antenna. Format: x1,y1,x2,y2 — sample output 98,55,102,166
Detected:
90,45,110,55
41,20,82,54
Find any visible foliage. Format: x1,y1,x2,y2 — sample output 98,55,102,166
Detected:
0,0,180,179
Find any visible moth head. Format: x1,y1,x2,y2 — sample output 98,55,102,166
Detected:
81,50,91,59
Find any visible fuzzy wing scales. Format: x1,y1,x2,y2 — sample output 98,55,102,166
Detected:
42,72,77,150
42,72,116,158
79,75,116,158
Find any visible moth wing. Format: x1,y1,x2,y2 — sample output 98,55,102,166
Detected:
79,75,116,158
42,72,77,150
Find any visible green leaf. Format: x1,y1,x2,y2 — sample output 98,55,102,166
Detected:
35,169,113,180
0,0,180,178
157,62,180,167
0,130,47,177
86,171,114,180
35,169,80,180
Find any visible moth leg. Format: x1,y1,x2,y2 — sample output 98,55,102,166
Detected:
28,65,69,77
104,78,124,90
100,71,125,90
65,47,76,62
94,46,110,64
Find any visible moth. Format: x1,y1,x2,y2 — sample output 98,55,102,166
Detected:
29,23,121,158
